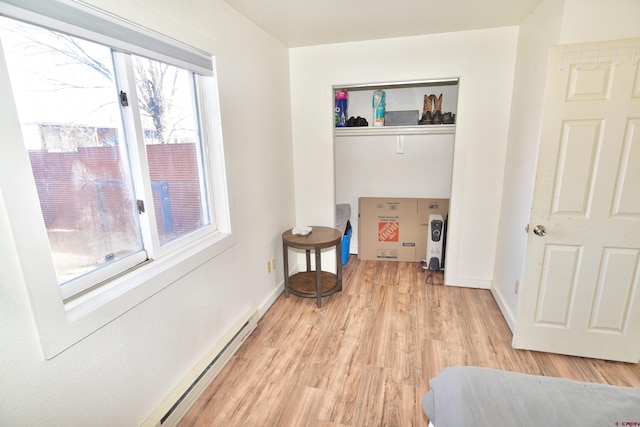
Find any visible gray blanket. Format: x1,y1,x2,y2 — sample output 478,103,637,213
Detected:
422,366,640,427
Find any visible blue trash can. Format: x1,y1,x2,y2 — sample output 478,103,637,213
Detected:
341,221,352,265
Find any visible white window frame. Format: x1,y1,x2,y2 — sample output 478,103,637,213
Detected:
0,1,236,359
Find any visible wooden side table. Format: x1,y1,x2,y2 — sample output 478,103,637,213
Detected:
282,226,343,307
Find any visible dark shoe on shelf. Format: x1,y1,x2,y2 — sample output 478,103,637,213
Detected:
419,111,433,125
441,112,455,124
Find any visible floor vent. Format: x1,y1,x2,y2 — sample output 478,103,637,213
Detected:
144,309,259,427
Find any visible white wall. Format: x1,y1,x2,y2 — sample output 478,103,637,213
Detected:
0,0,295,425
559,0,640,44
491,0,640,330
290,27,519,288
490,0,564,330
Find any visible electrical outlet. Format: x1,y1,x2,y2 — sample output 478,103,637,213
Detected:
267,260,272,274
271,258,276,272
515,280,520,294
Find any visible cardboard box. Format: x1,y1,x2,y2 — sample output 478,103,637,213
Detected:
358,197,449,262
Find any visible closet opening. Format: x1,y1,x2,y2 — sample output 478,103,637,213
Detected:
333,78,459,282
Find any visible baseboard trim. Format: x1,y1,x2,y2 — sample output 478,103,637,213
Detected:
450,276,491,289
490,283,516,333
142,308,259,427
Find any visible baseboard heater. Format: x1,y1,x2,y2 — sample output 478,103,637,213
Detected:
143,308,259,427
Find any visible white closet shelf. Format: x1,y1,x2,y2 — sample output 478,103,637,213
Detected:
334,124,455,137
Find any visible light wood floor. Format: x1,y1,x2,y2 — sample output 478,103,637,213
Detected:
179,256,640,426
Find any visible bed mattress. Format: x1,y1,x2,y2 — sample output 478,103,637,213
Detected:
423,366,640,427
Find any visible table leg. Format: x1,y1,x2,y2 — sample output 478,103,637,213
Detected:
315,247,322,308
336,241,343,291
305,249,311,272
283,242,290,298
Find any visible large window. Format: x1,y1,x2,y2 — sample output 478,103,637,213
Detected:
0,1,232,358
0,16,213,299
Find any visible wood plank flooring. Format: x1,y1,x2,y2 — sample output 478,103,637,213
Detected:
179,256,640,426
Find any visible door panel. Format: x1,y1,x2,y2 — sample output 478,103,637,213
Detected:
553,120,601,215
514,39,640,363
612,118,640,215
566,60,614,101
535,245,580,327
589,248,639,332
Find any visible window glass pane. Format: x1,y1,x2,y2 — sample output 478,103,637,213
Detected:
133,56,211,245
0,17,144,285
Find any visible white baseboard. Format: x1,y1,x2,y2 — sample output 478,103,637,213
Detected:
490,283,516,333
450,276,491,289
259,279,285,317
142,308,259,427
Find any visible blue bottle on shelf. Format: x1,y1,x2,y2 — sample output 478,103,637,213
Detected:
335,90,348,127
372,90,386,127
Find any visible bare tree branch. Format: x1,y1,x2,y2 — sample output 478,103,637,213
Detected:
6,19,189,146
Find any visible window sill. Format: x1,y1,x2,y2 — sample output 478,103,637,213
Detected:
41,230,237,359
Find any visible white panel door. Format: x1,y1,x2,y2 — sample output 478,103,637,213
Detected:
513,39,640,363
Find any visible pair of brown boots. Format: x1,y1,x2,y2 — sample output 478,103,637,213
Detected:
419,93,454,125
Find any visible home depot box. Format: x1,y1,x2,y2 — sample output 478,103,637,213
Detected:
358,197,449,262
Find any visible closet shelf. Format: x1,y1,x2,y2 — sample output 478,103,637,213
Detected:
334,124,455,137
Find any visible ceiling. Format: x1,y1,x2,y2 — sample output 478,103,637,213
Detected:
222,0,544,47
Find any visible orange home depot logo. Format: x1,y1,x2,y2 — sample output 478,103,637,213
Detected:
378,221,399,242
